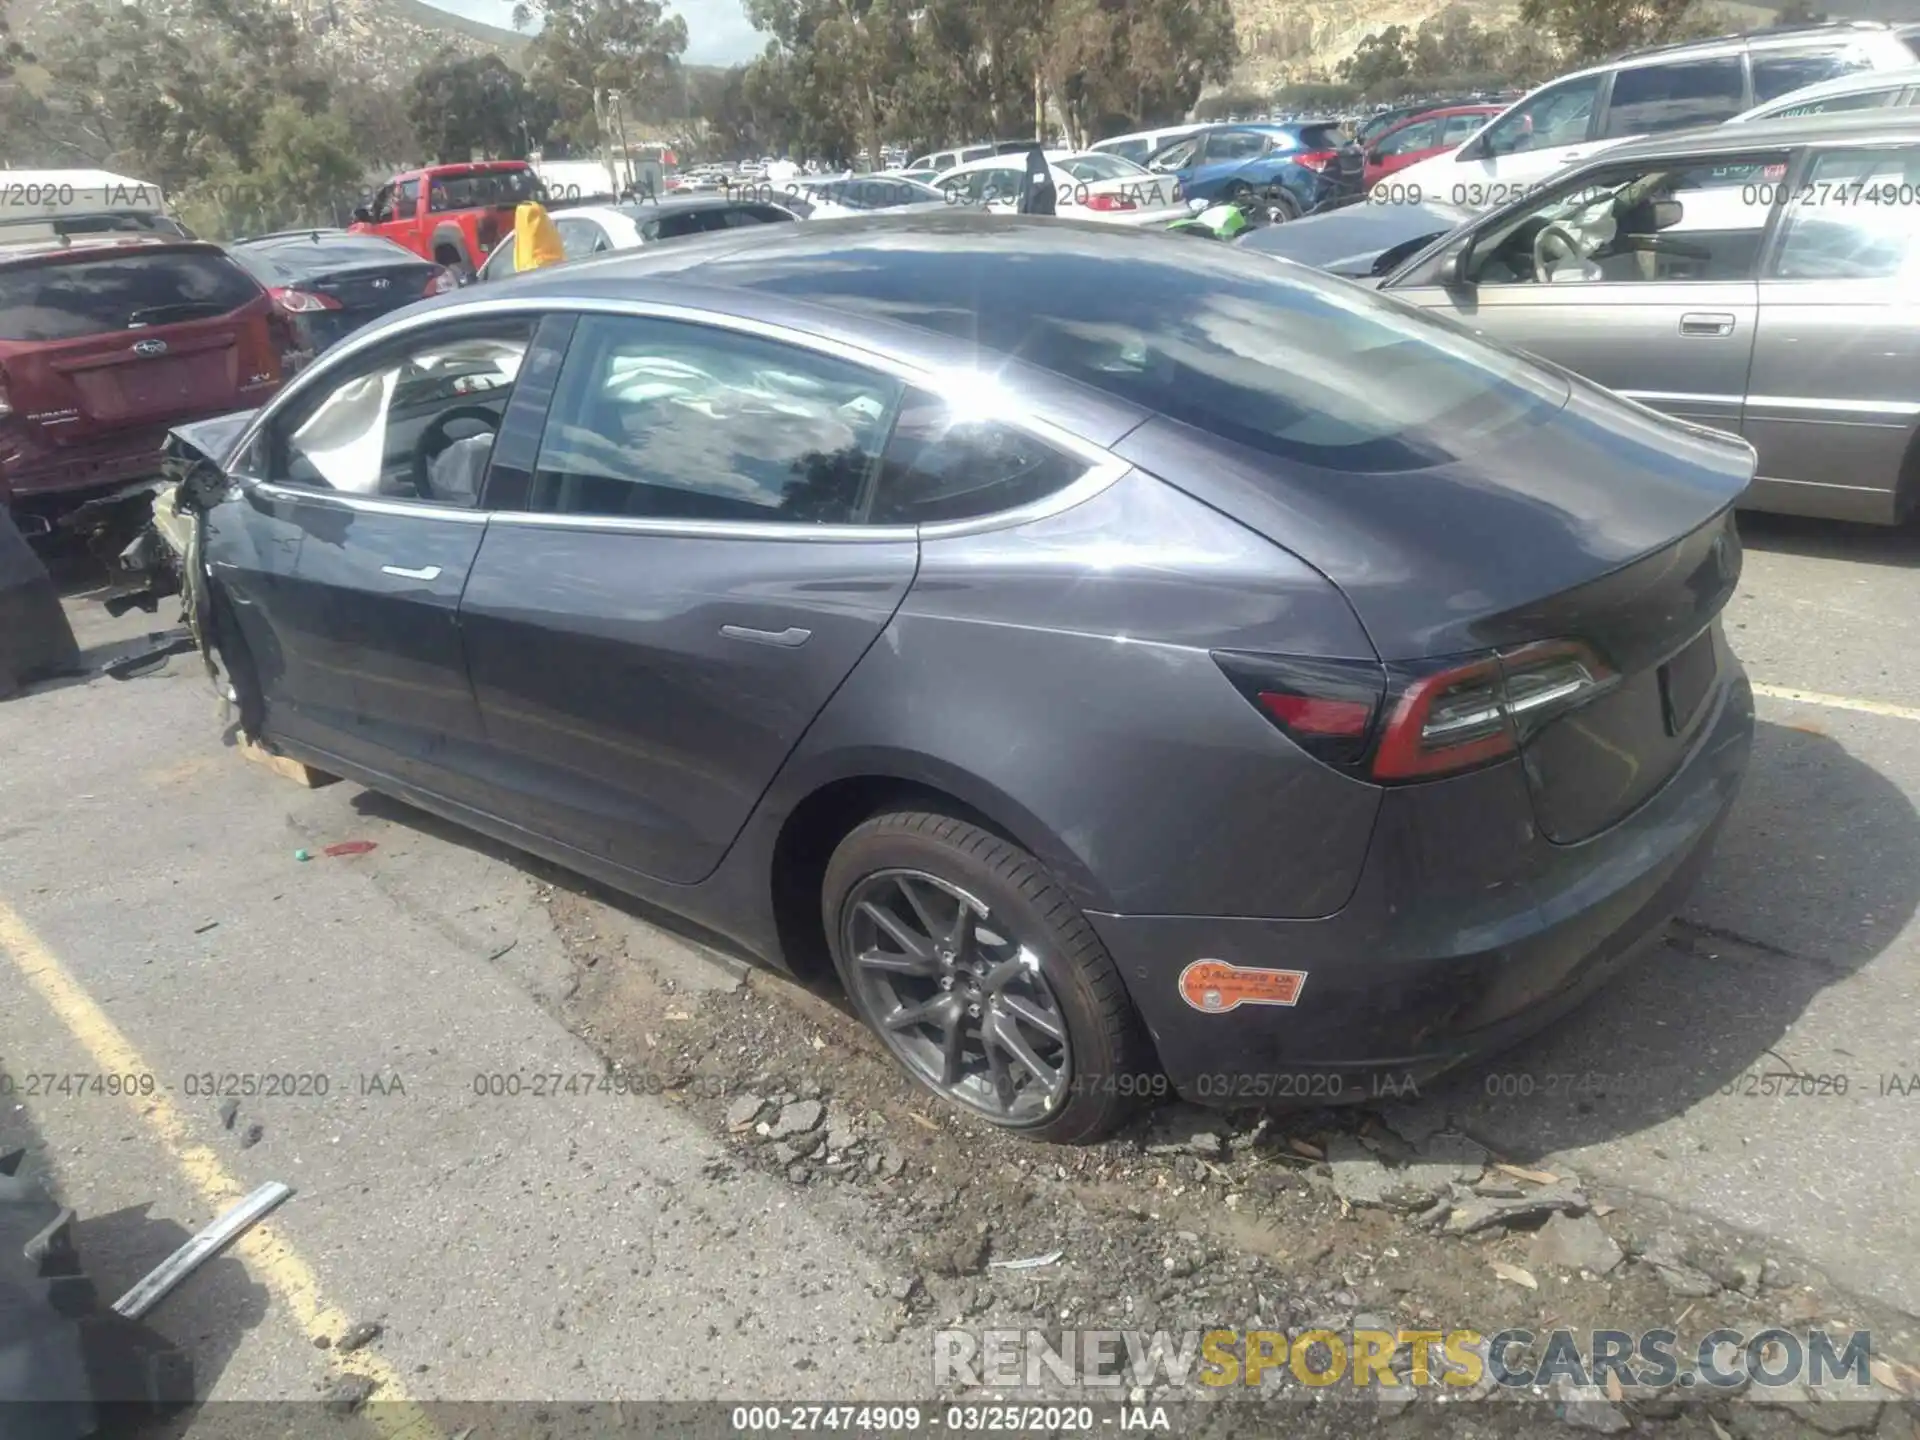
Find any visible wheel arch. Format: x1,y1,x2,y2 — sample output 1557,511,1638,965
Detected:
761,751,1113,982
429,225,473,268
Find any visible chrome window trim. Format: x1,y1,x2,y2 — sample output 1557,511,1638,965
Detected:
245,479,492,524
234,294,1132,543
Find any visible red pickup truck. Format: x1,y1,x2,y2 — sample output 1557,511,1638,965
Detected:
348,161,543,278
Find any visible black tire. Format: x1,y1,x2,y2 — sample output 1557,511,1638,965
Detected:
823,810,1150,1144
1262,188,1301,223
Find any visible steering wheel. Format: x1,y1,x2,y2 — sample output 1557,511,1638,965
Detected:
1532,220,1590,280
412,405,501,500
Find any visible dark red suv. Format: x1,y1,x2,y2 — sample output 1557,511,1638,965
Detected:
0,237,289,523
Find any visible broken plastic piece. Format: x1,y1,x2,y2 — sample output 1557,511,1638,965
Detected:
111,1181,294,1320
322,840,378,858
988,1249,1065,1271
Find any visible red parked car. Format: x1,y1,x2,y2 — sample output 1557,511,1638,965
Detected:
1362,105,1503,192
348,161,542,278
0,236,289,525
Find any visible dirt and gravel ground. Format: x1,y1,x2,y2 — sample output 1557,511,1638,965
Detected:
3,512,1920,1438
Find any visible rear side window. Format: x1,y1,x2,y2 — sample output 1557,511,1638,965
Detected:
1377,119,1441,157
1603,58,1746,138
0,250,262,341
870,390,1088,524
1753,48,1874,104
1102,139,1151,165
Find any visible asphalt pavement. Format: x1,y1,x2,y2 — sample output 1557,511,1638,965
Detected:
2,508,1918,1416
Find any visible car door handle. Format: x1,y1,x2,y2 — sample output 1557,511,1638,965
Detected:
720,624,812,648
1680,313,1736,338
381,564,442,581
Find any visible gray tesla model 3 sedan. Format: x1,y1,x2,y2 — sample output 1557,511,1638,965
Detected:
170,213,1756,1143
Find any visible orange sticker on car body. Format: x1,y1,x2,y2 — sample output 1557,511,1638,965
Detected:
1178,960,1308,1014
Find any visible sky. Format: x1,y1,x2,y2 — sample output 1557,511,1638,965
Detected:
418,0,765,65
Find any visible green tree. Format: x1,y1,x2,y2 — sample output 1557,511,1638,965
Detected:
1517,0,1706,65
515,0,687,190
1338,25,1413,88
407,50,549,161
0,0,29,84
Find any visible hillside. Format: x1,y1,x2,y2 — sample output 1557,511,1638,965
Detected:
9,0,530,82
1229,0,1920,90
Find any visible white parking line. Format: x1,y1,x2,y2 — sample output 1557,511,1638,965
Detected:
1752,683,1920,723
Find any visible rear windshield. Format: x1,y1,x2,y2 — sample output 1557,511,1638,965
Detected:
1057,153,1146,182
1295,123,1350,151
234,235,416,282
428,169,541,211
0,249,262,341
803,177,946,208
709,228,1568,471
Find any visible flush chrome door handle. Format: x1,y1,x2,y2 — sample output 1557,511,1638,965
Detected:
381,564,442,581
1680,312,1736,338
720,624,812,648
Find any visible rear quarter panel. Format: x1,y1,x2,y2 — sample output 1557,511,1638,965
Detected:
767,470,1386,918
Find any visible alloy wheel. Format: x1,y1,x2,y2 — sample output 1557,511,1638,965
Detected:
841,868,1072,1124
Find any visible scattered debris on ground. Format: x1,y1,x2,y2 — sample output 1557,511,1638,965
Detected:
536,885,1920,1433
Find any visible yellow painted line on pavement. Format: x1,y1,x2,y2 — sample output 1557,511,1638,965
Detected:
0,899,442,1440
1753,683,1920,724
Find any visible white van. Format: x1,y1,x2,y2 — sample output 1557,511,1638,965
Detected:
1390,22,1917,209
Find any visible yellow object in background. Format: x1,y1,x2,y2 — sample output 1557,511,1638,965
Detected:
514,202,566,271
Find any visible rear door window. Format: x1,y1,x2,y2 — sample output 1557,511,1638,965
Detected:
1603,58,1747,138
1771,146,1920,280
1205,131,1269,162
0,249,263,341
1442,112,1490,144
1753,48,1874,104
529,314,902,523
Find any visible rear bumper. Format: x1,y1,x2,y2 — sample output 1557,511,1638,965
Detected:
1088,662,1754,1106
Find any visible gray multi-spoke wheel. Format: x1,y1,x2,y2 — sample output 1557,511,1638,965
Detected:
823,810,1151,1143
843,869,1072,1124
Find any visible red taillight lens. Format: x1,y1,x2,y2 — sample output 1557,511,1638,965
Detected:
1216,641,1616,783
1084,192,1137,212
269,287,341,313
1371,655,1512,780
1294,149,1339,173
425,267,457,295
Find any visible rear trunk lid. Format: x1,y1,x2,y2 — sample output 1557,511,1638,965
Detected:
1114,373,1753,843
1296,122,1366,188
302,259,440,317
0,243,280,447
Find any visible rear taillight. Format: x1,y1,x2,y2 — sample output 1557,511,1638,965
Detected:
1215,640,1616,783
1084,193,1138,212
478,215,500,248
1293,150,1339,173
425,267,457,295
1171,181,1184,203
269,287,342,313
0,367,11,421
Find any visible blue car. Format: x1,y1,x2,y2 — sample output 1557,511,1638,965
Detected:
1148,122,1365,219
